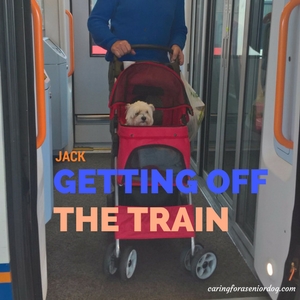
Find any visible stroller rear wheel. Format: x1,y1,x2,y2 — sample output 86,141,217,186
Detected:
103,243,118,276
119,246,137,281
191,249,218,280
180,243,204,271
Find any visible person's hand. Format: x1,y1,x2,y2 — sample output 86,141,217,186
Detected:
111,40,136,58
171,45,184,65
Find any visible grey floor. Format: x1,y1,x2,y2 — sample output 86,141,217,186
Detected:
46,153,269,300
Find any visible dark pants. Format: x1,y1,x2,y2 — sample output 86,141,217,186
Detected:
108,61,115,96
108,60,122,171
109,59,124,135
108,59,124,94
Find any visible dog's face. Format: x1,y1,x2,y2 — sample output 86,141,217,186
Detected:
125,101,155,126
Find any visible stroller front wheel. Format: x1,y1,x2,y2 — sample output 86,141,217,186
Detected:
103,243,118,276
191,249,218,280
119,246,137,281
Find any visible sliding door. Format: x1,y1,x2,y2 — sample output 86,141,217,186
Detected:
199,0,273,255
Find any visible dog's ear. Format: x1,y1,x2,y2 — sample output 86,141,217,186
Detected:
125,103,134,123
149,104,155,111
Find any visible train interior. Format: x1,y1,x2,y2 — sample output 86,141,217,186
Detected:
1,0,300,299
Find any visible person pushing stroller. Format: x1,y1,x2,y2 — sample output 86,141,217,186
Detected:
87,1,218,282
87,0,187,92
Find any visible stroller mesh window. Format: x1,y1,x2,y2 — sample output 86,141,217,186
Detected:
125,145,186,175
121,145,186,206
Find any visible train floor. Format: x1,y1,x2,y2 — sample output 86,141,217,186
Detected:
46,153,269,300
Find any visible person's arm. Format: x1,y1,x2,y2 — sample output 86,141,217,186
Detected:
87,0,135,58
87,0,119,51
169,0,187,65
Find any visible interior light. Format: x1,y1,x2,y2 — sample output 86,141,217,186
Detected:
267,263,273,276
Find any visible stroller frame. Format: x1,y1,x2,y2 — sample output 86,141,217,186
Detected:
103,45,217,281
112,156,196,260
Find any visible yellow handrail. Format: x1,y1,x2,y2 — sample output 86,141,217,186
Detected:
65,10,75,77
274,0,300,149
31,0,46,149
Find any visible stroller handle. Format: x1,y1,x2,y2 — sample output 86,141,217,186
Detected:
129,44,180,70
112,44,180,78
130,44,173,54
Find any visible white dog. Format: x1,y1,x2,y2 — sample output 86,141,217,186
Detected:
125,101,155,126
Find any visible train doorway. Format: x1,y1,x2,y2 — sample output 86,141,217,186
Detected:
71,0,111,149
193,0,273,259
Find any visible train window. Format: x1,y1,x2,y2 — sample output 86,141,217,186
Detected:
89,0,107,57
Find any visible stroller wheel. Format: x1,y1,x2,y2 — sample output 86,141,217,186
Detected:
119,246,137,281
103,243,118,276
180,243,203,271
191,249,217,280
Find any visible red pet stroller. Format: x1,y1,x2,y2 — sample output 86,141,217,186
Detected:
104,46,217,281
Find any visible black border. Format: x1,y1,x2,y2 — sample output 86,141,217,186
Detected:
0,0,43,299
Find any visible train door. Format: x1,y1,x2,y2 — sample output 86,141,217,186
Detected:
192,0,273,260
71,0,111,149
254,0,300,298
0,0,45,298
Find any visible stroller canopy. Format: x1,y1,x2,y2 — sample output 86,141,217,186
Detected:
109,62,192,111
